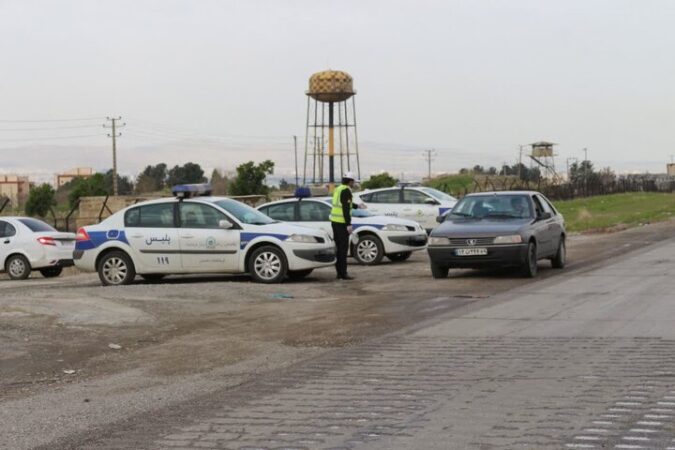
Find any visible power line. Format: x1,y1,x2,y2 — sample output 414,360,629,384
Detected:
0,134,105,142
0,117,103,123
0,124,101,131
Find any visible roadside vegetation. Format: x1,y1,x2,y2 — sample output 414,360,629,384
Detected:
554,192,675,233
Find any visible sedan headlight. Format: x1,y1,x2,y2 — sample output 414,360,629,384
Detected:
429,237,451,246
382,224,408,232
493,235,523,244
286,234,319,243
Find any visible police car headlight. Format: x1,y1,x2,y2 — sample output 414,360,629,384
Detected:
382,224,408,232
286,234,320,244
493,235,523,244
429,237,451,246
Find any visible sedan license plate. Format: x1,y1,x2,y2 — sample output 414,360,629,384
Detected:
455,248,488,256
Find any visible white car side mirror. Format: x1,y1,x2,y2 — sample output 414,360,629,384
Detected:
219,220,233,230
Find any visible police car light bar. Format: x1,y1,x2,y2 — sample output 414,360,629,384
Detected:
294,187,312,199
172,184,213,198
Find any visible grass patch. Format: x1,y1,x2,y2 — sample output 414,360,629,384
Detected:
424,174,474,194
554,192,675,233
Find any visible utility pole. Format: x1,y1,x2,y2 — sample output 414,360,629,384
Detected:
518,145,524,180
583,147,589,195
293,135,299,187
423,149,437,180
103,117,125,196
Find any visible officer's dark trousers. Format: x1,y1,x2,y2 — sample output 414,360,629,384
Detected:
331,222,349,278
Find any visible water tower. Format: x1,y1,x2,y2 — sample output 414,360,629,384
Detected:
528,141,559,180
303,70,360,186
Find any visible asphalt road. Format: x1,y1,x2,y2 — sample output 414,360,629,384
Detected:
32,236,675,450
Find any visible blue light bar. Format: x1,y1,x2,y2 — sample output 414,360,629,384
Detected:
172,184,213,198
294,187,312,199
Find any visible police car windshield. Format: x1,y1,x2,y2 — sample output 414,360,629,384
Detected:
213,199,276,225
421,188,457,203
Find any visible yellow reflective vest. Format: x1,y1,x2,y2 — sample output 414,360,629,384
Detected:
330,184,352,224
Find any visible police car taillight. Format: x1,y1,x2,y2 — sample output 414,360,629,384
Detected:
172,184,213,199
76,228,91,242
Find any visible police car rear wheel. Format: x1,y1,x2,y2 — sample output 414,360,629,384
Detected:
386,251,412,262
353,235,384,265
98,251,136,286
249,246,287,283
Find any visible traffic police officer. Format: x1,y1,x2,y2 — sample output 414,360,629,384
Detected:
329,172,362,280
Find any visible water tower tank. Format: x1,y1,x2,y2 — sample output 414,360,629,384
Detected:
308,70,355,103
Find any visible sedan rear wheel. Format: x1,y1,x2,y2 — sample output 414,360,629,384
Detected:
98,251,136,286
6,255,31,280
551,237,566,269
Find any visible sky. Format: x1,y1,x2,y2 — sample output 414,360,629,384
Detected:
1,0,674,184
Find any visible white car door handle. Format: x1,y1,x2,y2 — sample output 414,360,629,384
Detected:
181,234,194,239
130,234,143,238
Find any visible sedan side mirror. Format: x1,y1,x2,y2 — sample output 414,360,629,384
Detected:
219,220,233,229
436,215,445,223
538,212,552,221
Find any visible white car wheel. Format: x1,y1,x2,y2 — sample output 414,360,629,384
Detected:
6,255,31,280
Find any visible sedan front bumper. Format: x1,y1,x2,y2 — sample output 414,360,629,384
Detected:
428,244,528,268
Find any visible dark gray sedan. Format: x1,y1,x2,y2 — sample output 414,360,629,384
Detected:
427,191,566,278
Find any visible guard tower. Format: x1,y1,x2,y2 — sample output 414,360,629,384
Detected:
529,141,559,180
303,70,360,186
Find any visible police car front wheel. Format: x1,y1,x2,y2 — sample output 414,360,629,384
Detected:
98,251,136,286
249,245,288,283
353,235,384,265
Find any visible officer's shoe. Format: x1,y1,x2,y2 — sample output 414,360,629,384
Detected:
338,275,355,281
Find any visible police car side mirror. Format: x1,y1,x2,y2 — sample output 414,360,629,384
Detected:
219,220,233,230
425,198,439,205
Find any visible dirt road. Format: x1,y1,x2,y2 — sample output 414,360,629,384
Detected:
2,220,675,449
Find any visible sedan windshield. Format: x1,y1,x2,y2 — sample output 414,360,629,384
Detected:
214,199,276,225
450,195,533,219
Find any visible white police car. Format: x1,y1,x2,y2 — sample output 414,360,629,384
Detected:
258,193,427,265
353,184,457,231
73,185,335,285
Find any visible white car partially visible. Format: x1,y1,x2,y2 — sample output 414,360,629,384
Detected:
353,185,457,231
258,197,428,265
0,217,76,280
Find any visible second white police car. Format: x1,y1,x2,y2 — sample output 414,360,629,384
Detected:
258,192,428,265
74,185,336,285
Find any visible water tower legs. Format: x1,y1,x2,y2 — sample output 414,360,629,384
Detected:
328,102,335,184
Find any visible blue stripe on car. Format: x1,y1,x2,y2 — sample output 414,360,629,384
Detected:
353,223,384,230
75,230,129,251
240,232,289,250
439,207,453,215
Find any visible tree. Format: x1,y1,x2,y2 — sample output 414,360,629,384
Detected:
136,163,168,193
210,168,229,195
25,183,55,217
68,174,107,207
167,162,206,186
229,160,275,196
361,172,398,190
103,170,133,195
472,165,485,174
